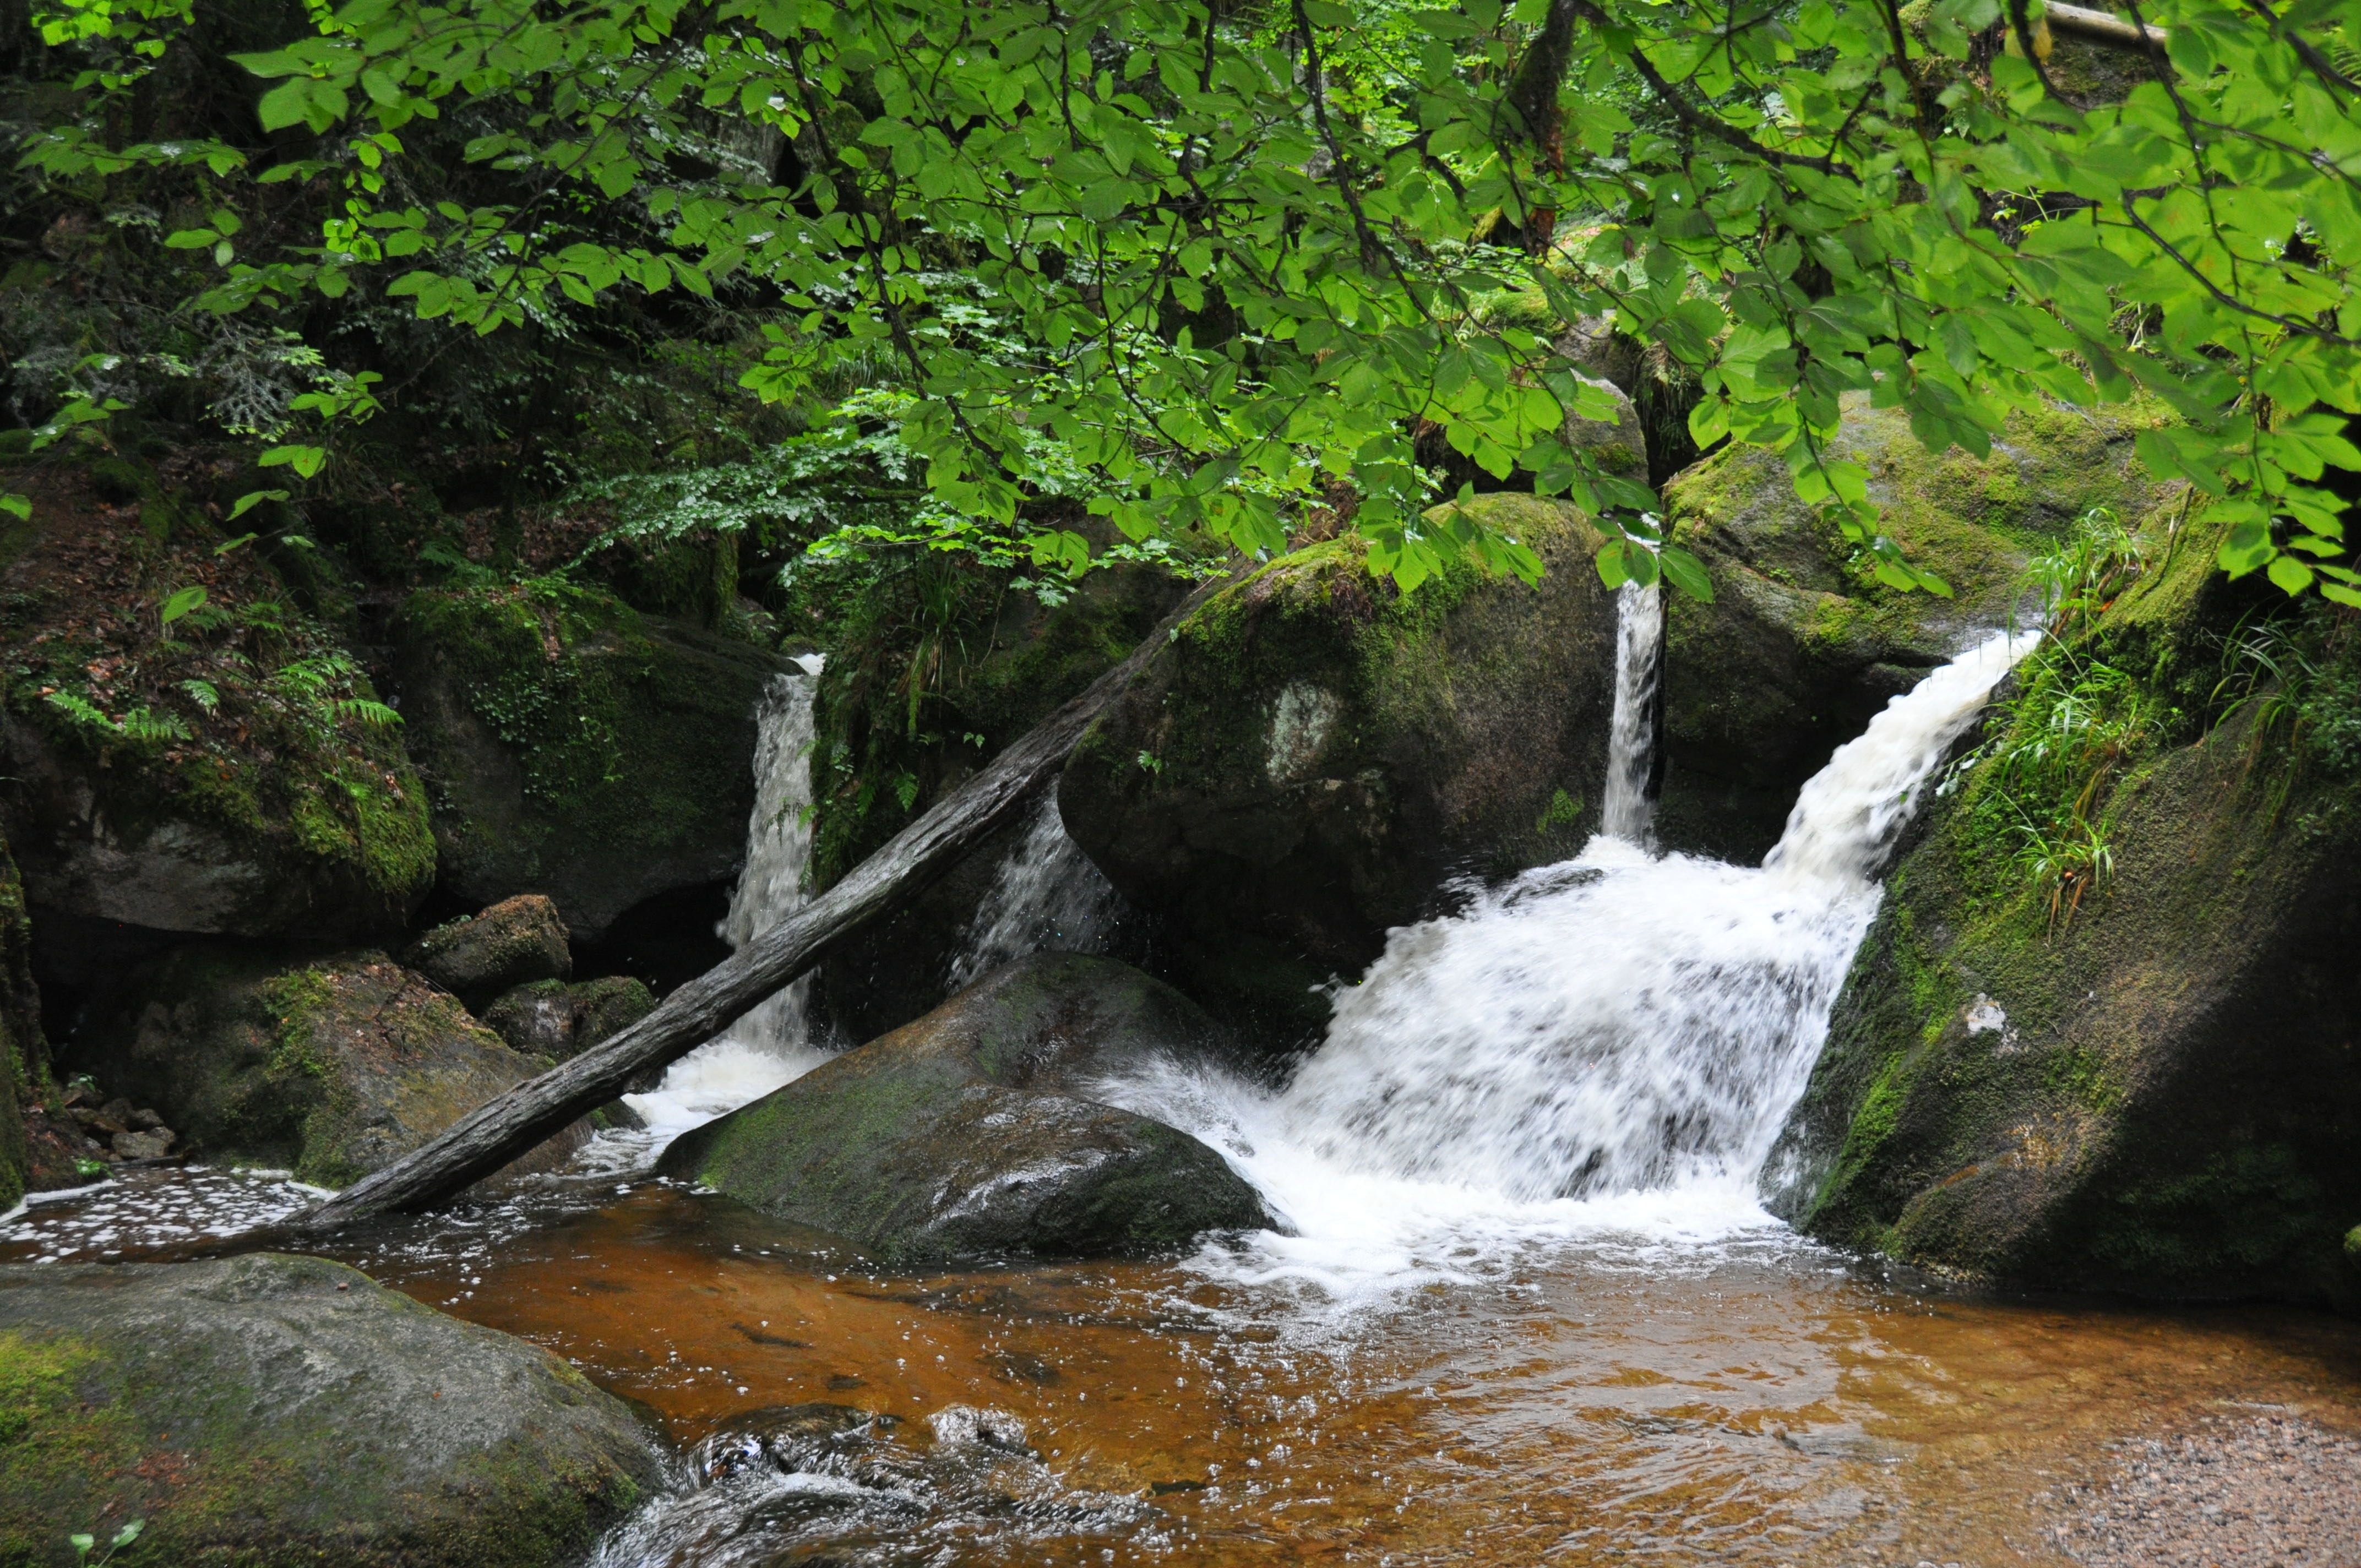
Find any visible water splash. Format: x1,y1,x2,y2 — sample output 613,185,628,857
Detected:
1600,580,1663,845
944,791,1125,990
621,655,833,1149
1097,632,2035,1301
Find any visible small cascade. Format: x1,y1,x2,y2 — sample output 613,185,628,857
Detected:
944,791,1125,990
621,654,832,1150
1598,580,1663,845
1098,632,2034,1275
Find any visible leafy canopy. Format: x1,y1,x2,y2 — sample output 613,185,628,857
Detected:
17,0,2361,602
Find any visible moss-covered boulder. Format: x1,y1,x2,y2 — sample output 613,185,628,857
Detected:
394,581,788,940
1657,393,2178,861
1767,535,2361,1305
0,462,434,944
659,954,1270,1263
0,1251,659,1567
482,974,654,1060
1058,494,1615,1044
407,894,572,1010
806,557,1189,1043
69,947,587,1188
0,837,43,1209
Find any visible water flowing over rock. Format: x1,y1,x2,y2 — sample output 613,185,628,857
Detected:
1059,494,1618,1047
621,658,833,1146
657,954,1270,1263
0,1252,659,1565
1771,567,2361,1304
1655,393,2178,862
944,791,1125,993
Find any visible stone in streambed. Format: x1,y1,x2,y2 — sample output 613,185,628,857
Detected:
407,892,573,1011
482,973,654,1060
0,1251,659,1567
658,954,1271,1264
70,946,590,1188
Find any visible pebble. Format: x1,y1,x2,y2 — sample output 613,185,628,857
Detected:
2043,1413,2361,1566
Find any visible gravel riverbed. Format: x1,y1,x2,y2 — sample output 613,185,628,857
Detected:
2040,1413,2361,1567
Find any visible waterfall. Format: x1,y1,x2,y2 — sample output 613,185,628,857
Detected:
1599,580,1662,844
620,654,833,1151
1096,631,2034,1283
944,791,1124,990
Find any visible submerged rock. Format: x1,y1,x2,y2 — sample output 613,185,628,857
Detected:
71,946,587,1188
1657,393,2178,861
659,954,1270,1263
1059,493,1617,1046
482,973,654,1060
0,1251,659,1566
396,584,788,940
1769,533,2361,1306
407,892,573,1009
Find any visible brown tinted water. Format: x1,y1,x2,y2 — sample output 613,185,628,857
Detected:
16,1172,2339,1567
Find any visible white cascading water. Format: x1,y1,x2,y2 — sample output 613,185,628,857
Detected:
1599,580,1662,845
619,654,834,1151
944,791,1125,989
1098,597,2036,1295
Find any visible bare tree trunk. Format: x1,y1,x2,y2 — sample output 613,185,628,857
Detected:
289,579,1218,1233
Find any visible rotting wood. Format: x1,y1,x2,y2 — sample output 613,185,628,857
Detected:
288,576,1225,1232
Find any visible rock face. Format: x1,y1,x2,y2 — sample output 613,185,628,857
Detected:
1657,394,2179,861
0,711,433,944
659,954,1271,1263
482,974,655,1060
408,893,573,1010
71,947,587,1188
396,584,787,940
1768,539,2361,1306
0,1252,659,1567
1059,494,1616,1044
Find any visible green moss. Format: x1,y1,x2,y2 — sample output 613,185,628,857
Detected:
257,970,335,1082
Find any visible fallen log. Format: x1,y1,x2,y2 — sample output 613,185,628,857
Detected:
290,578,1221,1232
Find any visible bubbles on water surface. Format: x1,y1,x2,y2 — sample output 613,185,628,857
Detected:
0,1166,326,1263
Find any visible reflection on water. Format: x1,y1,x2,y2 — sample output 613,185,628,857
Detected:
14,1174,2338,1566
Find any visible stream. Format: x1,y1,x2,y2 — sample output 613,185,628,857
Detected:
7,603,2359,1565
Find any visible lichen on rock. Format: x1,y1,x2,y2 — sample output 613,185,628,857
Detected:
406,892,572,1010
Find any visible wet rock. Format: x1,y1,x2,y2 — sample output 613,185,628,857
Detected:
396,584,789,940
0,1251,660,1566
1657,392,2179,862
1769,527,2361,1305
482,973,655,1060
109,1126,173,1160
70,945,590,1188
407,892,572,1010
1059,493,1617,1046
659,954,1271,1264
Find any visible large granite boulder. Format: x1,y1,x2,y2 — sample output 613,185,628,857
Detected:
70,946,590,1188
659,954,1271,1263
0,1252,659,1566
1059,493,1616,1044
395,584,787,940
1657,393,2178,861
1767,529,2361,1307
